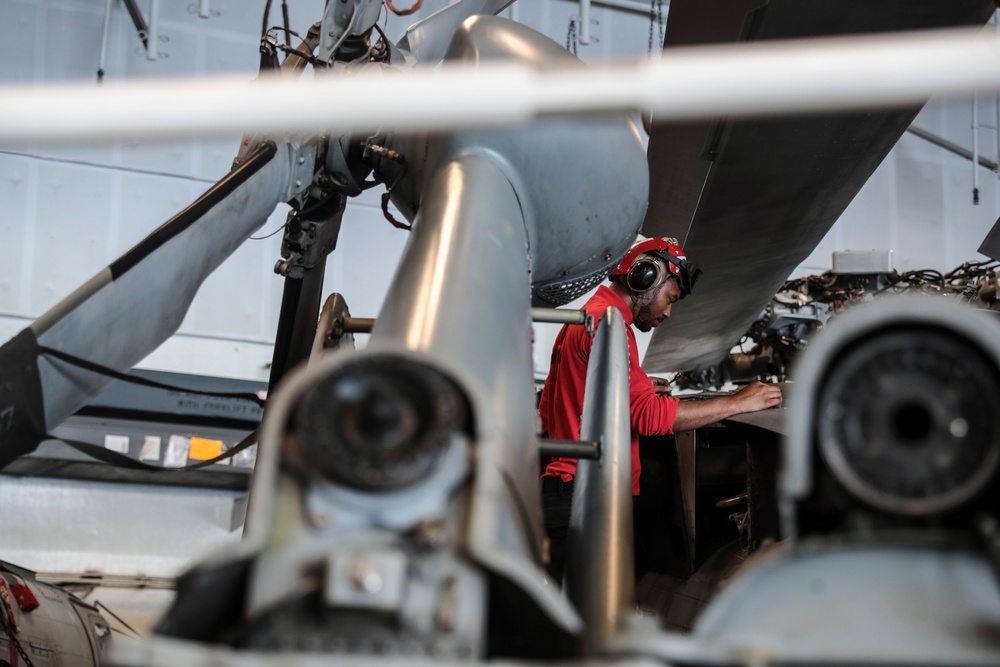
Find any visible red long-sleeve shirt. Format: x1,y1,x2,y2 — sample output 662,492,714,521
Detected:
538,285,679,495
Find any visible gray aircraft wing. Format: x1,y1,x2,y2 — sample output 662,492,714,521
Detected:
641,0,997,374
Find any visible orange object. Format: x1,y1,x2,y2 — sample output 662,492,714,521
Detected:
189,437,224,461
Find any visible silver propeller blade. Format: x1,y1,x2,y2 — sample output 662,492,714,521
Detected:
641,0,997,375
0,139,306,467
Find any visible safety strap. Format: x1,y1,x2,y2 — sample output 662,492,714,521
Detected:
37,346,265,408
0,330,47,469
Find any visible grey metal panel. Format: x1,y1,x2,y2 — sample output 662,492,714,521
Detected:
692,540,1000,664
0,475,244,577
564,306,634,654
641,0,997,373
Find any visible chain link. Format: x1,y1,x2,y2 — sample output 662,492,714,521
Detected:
647,0,664,57
8,628,36,667
0,579,35,667
566,16,578,56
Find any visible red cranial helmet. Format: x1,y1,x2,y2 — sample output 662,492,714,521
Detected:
611,237,701,299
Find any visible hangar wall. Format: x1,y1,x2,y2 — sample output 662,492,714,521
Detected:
1,0,998,384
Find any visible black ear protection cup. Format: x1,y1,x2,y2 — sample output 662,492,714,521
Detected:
626,256,666,294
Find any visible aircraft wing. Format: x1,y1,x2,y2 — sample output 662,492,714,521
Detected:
641,0,998,373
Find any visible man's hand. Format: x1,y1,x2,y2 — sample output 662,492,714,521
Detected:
650,376,673,396
731,380,782,412
673,380,781,432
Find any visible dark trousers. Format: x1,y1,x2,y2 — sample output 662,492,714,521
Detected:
541,476,574,583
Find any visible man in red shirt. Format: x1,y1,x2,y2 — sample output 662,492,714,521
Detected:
537,237,782,582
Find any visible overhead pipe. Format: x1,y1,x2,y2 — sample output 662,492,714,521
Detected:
9,27,1000,142
906,124,999,172
580,0,591,45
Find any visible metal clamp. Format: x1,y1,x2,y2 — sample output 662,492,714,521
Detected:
539,438,601,460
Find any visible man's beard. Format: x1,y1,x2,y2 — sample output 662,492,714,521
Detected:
633,309,656,332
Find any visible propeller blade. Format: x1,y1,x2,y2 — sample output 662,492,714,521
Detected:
979,214,1000,262
0,140,297,469
396,0,515,64
641,0,997,374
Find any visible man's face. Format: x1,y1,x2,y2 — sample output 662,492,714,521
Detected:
633,277,682,332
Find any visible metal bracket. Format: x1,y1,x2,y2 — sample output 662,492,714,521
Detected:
317,0,383,64
313,293,368,356
122,0,164,61
275,194,345,279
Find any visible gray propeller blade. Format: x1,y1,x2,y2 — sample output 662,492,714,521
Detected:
0,139,301,468
641,0,997,375
979,215,1000,262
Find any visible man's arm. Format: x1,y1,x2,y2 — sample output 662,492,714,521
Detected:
672,381,782,432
